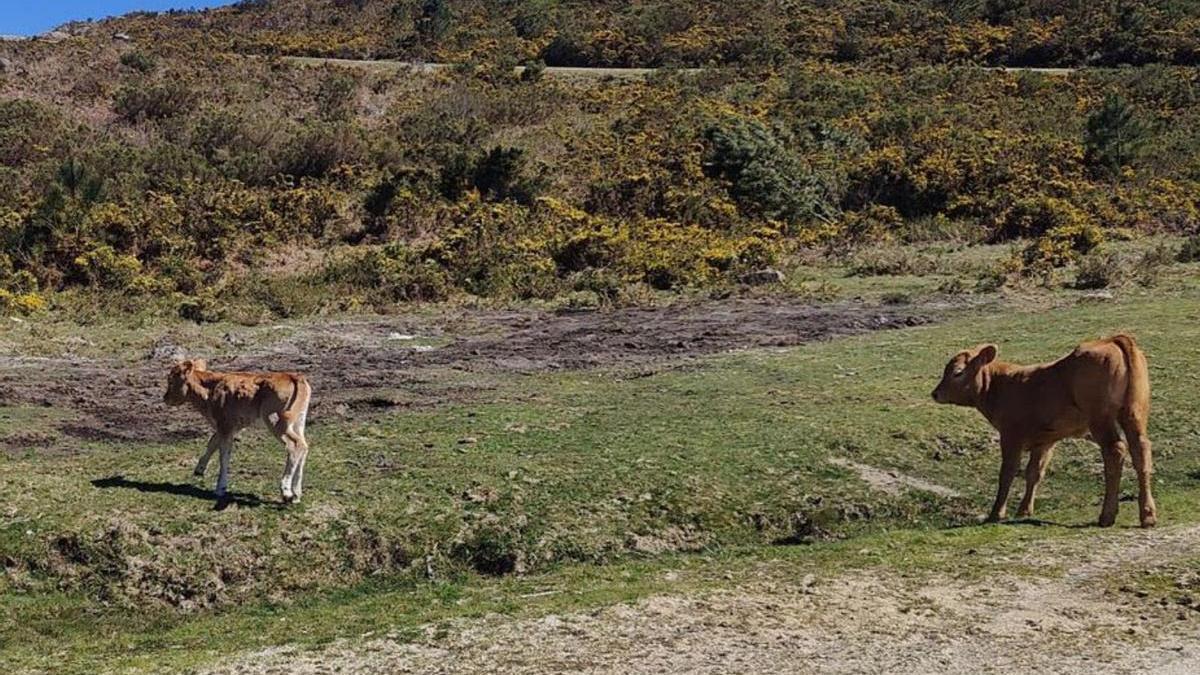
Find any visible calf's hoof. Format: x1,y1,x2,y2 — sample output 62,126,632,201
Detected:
281,490,296,505
984,513,1003,524
1140,514,1158,529
1098,514,1117,528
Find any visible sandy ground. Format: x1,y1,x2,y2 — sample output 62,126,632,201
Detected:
207,524,1200,675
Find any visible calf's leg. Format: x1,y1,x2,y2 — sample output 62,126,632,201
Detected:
1121,419,1158,528
987,438,1023,523
1093,422,1127,528
279,450,296,501
273,413,308,503
288,435,309,502
214,434,234,497
1016,442,1055,518
291,409,309,500
194,433,220,477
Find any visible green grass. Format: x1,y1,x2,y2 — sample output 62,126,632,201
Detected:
4,283,1200,672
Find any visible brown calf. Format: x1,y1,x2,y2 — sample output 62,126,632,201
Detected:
164,359,312,503
932,335,1156,528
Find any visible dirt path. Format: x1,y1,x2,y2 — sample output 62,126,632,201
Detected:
280,56,701,79
0,298,937,451
280,56,1081,79
208,525,1200,675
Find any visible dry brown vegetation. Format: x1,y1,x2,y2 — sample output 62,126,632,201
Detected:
2,2,1200,320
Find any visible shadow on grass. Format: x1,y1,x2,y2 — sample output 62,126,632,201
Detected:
1006,517,1082,528
1009,517,1152,530
90,475,271,511
944,516,1093,530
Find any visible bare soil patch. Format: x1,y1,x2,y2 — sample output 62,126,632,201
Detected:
830,457,963,498
0,298,939,450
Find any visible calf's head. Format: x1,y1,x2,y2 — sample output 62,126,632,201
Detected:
931,344,996,406
164,359,206,406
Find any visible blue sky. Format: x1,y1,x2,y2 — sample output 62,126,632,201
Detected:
1,1,233,36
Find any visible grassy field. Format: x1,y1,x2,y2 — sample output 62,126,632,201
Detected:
3,257,1200,671
5,2,1200,669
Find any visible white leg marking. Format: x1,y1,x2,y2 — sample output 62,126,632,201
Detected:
291,444,307,501
293,405,310,500
280,447,296,501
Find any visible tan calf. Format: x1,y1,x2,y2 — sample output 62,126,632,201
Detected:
164,359,312,503
932,334,1156,528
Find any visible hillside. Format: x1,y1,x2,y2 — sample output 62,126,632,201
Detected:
1,0,1199,320
99,0,1200,67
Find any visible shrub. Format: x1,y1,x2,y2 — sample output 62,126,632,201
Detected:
316,72,359,121
839,205,903,242
619,220,728,290
936,276,967,295
0,99,63,167
71,245,145,289
157,253,205,294
472,147,544,204
188,107,286,184
7,7,1200,315
115,79,196,122
437,151,474,202
416,0,453,42
519,60,546,83
512,0,555,38
554,228,624,275
568,268,626,303
1021,220,1105,270
975,268,1007,293
0,289,46,315
1072,249,1124,289
269,185,345,240
278,123,360,179
439,147,545,205
846,246,937,277
178,291,226,323
432,207,560,298
704,117,840,225
1136,242,1174,286
118,51,157,73
1178,234,1200,263
994,197,1093,241
324,243,451,304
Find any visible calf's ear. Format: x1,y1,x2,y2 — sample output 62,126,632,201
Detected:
973,344,998,366
191,358,208,372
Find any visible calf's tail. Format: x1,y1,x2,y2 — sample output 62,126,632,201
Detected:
282,375,312,430
1110,334,1150,423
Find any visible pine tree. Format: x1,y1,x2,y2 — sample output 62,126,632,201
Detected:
1084,93,1146,182
417,0,452,42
